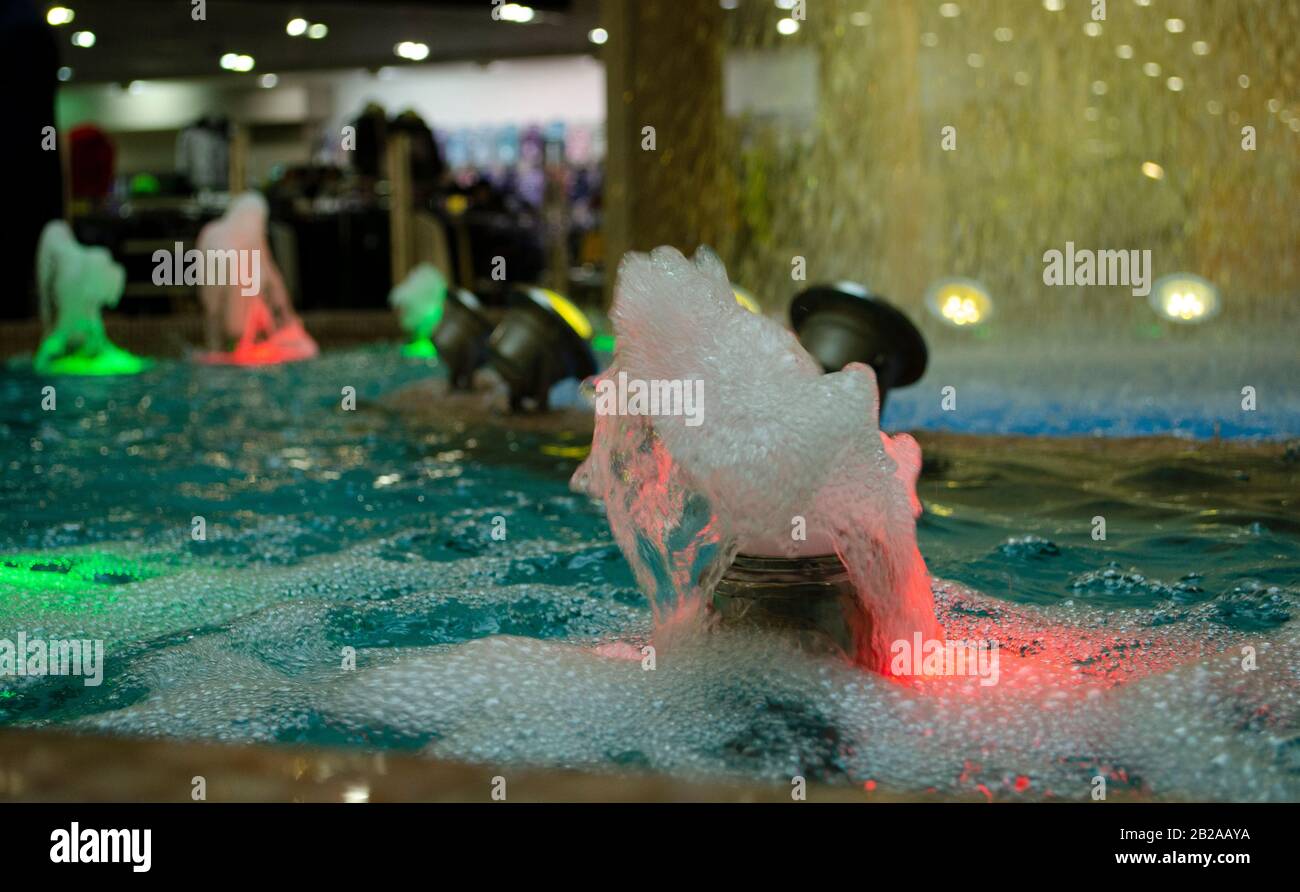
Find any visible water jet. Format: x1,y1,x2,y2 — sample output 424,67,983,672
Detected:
388,263,447,359
33,221,151,377
194,192,318,366
574,247,943,674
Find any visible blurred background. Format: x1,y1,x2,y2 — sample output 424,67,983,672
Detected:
2,0,1297,432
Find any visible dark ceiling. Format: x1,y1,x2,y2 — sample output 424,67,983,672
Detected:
49,0,600,83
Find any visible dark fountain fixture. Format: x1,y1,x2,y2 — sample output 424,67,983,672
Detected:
432,288,494,390
486,286,597,412
789,281,928,410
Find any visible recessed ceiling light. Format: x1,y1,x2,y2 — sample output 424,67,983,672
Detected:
498,3,535,23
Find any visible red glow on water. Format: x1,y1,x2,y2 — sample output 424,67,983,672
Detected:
1014,775,1031,793
198,303,318,366
863,779,877,792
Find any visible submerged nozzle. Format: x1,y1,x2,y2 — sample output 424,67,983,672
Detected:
433,288,493,390
487,286,596,412
789,282,927,409
710,553,867,659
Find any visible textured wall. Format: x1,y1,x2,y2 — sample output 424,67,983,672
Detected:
603,0,1299,344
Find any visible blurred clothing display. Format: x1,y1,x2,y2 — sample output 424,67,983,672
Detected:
348,103,388,179
68,125,116,200
175,116,230,192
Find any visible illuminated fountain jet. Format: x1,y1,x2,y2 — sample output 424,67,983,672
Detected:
195,192,317,365
389,263,447,359
34,221,151,376
574,247,942,673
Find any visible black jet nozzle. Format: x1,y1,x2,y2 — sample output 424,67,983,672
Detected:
486,286,597,412
789,282,928,408
433,288,493,390
711,553,866,659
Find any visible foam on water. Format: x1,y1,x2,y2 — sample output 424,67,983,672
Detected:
572,246,941,670
45,574,1300,800
3,348,1299,799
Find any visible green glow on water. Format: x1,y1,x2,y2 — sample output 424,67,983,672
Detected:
0,552,160,610
592,334,617,353
400,337,439,360
34,342,153,377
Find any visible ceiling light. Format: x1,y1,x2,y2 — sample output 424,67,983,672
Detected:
499,3,536,23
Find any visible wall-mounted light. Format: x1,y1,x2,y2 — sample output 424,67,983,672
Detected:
286,18,307,36
70,30,95,48
1150,273,1220,324
776,18,800,36
588,27,608,45
307,23,328,39
925,278,993,328
47,7,75,26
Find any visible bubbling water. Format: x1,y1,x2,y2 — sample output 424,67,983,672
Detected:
572,246,941,671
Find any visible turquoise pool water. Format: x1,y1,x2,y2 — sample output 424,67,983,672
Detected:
2,349,1298,800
